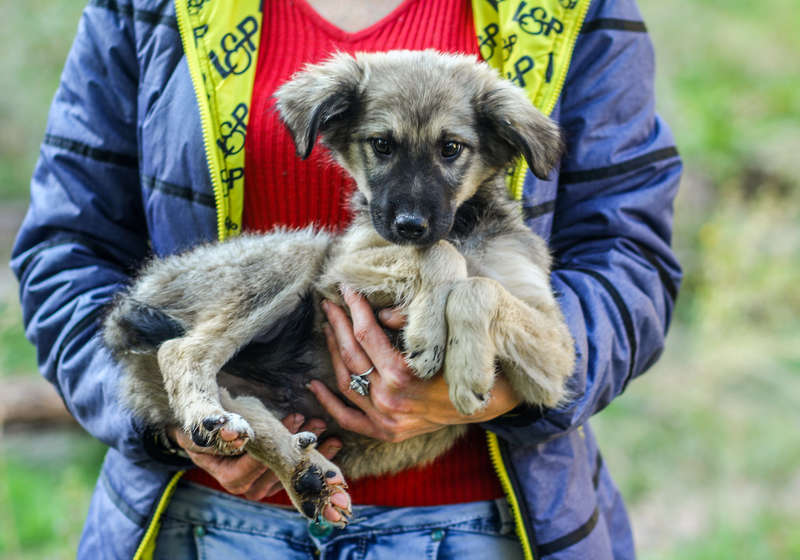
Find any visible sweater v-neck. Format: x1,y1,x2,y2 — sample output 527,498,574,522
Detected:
293,0,420,42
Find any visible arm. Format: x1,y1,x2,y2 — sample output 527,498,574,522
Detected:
484,0,682,444
10,3,183,469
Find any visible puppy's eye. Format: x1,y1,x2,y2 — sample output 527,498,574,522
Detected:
371,138,392,156
441,141,463,159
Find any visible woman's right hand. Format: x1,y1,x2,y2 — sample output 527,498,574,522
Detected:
167,415,342,502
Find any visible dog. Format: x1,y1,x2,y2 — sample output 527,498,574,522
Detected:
103,50,575,525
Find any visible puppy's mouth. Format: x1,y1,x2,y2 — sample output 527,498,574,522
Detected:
370,205,453,247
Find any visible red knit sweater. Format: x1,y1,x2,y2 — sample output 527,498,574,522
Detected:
185,0,504,507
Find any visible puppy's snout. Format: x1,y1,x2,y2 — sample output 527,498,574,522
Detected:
392,213,429,241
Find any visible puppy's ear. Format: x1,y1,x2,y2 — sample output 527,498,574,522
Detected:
476,80,564,180
274,53,363,159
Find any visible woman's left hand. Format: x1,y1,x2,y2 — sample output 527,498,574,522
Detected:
308,287,521,443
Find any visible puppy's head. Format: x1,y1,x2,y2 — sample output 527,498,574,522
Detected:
275,50,563,246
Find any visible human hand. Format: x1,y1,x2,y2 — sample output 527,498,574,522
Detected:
308,287,521,443
168,416,345,514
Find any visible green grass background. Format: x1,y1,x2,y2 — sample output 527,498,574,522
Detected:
1,0,798,558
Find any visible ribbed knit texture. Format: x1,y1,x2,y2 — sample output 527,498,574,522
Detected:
197,0,505,507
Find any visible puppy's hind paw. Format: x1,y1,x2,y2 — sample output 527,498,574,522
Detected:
293,431,318,451
190,412,254,455
292,460,351,527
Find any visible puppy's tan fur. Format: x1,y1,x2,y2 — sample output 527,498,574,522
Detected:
103,51,575,524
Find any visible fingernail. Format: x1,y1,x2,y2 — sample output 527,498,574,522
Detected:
340,285,353,298
305,381,316,392
378,309,391,321
321,299,330,311
293,414,305,430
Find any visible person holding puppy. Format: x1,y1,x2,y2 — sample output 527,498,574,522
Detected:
12,0,681,558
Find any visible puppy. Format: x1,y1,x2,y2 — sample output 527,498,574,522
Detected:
103,50,575,525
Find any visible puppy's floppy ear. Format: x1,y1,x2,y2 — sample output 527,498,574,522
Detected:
476,80,565,180
274,53,364,159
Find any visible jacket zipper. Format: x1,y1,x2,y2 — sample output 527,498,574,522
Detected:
174,0,228,241
487,431,538,560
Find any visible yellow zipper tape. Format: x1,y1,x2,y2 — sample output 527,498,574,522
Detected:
132,471,184,560
487,431,535,560
471,0,591,200
175,0,263,240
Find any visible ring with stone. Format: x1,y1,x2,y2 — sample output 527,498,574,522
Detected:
349,366,374,396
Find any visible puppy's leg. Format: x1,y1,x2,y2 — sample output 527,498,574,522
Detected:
403,241,467,378
159,287,318,454
158,322,255,454
467,233,575,408
220,389,351,525
442,277,502,415
490,289,574,409
444,277,573,415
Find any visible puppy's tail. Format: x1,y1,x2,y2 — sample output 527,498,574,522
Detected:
103,295,186,357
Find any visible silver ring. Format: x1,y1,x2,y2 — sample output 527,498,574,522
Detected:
349,366,374,396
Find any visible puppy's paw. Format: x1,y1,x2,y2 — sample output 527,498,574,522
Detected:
293,431,318,451
404,338,445,379
189,412,254,455
448,375,494,416
403,305,448,379
291,453,351,527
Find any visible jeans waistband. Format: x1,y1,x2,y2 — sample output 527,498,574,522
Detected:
164,480,514,543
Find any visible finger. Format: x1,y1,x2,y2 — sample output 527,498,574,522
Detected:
340,287,397,369
281,413,305,433
317,437,343,460
322,300,374,377
189,452,269,494
307,380,379,438
323,323,374,406
241,469,282,501
378,307,407,330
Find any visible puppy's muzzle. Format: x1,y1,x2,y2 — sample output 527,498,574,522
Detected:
392,213,429,242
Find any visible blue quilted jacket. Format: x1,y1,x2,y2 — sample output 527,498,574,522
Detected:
11,0,681,558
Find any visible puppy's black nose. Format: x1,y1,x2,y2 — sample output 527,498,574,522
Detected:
393,213,429,241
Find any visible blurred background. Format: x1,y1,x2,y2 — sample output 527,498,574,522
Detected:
1,0,798,558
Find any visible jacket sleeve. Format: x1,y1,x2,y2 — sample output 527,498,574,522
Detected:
10,3,189,470
485,0,683,444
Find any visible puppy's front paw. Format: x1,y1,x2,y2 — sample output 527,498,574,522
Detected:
404,338,445,379
403,301,448,379
447,371,495,416
189,412,254,455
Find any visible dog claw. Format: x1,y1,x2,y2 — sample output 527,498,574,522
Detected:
189,412,253,453
190,426,213,447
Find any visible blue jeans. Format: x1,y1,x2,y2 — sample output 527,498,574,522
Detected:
155,481,524,559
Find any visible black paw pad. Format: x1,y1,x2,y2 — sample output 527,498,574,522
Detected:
294,465,324,495
473,392,486,402
190,426,213,447
301,500,317,519
325,470,337,479
202,416,226,432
